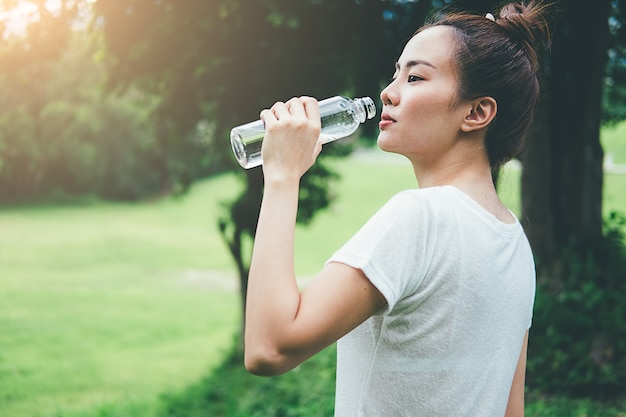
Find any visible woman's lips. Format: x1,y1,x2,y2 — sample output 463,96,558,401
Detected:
379,113,396,129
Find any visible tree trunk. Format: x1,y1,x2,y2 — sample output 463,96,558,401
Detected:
521,93,554,272
522,0,610,273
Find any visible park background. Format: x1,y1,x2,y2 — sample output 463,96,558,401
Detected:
1,0,626,416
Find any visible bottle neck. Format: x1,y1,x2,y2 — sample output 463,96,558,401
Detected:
352,97,376,123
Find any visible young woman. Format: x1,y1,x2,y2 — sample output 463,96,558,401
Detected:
244,2,550,416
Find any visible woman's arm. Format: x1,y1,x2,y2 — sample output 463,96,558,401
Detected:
243,97,386,376
505,330,529,417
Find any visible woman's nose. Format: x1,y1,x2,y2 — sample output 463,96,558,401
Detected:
380,81,396,106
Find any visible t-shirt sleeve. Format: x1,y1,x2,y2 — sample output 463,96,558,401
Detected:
326,191,437,315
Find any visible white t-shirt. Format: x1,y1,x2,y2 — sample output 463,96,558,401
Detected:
328,186,535,417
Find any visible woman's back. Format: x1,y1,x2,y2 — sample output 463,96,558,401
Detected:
332,187,535,416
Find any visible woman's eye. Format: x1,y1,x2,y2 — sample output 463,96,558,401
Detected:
408,75,423,82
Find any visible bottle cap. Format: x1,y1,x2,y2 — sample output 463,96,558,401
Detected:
354,97,376,123
361,97,376,120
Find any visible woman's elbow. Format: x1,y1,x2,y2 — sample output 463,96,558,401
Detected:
244,345,295,376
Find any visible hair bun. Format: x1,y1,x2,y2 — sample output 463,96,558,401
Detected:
496,2,551,70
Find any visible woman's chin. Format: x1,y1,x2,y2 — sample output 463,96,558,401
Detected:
376,135,388,150
376,136,396,153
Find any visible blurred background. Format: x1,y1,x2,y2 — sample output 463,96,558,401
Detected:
1,0,625,416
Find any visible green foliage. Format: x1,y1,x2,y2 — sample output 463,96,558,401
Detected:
158,341,336,417
526,396,626,417
156,339,626,417
0,34,166,203
92,0,398,184
604,0,626,123
90,0,413,303
296,157,339,225
527,211,626,399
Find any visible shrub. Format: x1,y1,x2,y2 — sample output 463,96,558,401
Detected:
0,34,169,204
158,340,336,417
526,395,626,417
527,211,626,399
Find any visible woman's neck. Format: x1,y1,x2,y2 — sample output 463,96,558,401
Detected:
411,152,516,224
411,143,491,188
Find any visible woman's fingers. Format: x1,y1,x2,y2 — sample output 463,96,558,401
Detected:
270,101,291,120
262,97,321,141
259,96,322,178
285,97,307,119
260,108,276,124
264,97,319,124
300,96,321,126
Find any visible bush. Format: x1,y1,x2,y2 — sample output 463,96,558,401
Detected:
0,34,169,204
527,211,626,399
158,340,336,417
526,395,626,417
162,338,626,417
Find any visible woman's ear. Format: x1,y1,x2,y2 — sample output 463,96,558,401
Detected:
461,97,497,132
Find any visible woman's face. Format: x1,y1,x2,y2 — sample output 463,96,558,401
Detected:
378,26,471,164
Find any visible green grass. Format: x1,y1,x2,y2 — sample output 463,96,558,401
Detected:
602,120,626,165
1,122,625,417
602,120,626,218
0,174,242,417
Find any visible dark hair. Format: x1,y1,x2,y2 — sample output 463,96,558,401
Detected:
418,2,551,169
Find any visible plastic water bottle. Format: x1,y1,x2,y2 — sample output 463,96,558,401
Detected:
230,96,376,169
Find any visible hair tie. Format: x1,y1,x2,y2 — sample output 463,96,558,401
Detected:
485,12,496,22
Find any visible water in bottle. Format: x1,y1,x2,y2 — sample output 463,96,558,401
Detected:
230,96,376,169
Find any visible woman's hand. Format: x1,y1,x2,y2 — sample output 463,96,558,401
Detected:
259,96,323,182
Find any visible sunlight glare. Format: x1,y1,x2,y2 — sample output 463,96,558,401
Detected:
0,0,72,37
0,2,36,36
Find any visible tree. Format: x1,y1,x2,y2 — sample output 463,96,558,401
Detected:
91,0,401,317
0,0,78,201
0,2,164,202
517,0,626,397
521,0,610,266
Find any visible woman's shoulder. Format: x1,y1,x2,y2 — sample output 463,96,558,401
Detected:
378,187,459,223
388,186,513,225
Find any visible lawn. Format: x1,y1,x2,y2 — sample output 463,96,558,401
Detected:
0,175,242,417
1,122,625,417
603,120,626,165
